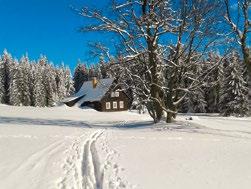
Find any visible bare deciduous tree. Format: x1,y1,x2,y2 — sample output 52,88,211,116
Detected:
78,0,225,123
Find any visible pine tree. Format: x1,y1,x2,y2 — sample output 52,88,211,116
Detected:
0,50,12,104
64,67,74,97
29,62,36,106
43,63,57,107
9,60,21,106
56,66,67,101
19,55,31,106
189,61,207,113
33,63,46,107
178,54,207,113
187,88,207,113
204,52,223,113
73,61,88,92
219,51,249,116
95,64,102,79
99,56,109,79
0,59,4,103
88,65,95,80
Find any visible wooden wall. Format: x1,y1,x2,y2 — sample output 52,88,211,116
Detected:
100,90,130,112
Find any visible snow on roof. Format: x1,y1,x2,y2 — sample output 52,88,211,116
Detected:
61,95,84,103
63,78,114,104
61,89,85,103
81,78,114,102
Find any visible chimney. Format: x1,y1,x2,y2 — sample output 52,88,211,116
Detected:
92,77,98,88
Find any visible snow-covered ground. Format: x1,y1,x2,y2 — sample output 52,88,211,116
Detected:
0,105,251,189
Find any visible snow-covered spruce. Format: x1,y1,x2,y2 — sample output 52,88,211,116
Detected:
0,51,74,107
219,51,249,117
73,61,89,93
72,58,110,93
203,52,223,113
19,55,32,106
9,59,21,106
0,50,12,104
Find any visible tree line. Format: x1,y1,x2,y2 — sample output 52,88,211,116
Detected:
179,51,248,116
0,50,74,107
72,51,249,117
0,48,248,118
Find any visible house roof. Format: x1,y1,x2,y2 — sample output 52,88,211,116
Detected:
62,78,114,104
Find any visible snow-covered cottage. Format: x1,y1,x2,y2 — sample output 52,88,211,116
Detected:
62,78,131,112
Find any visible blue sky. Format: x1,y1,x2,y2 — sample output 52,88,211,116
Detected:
0,0,241,71
0,0,111,71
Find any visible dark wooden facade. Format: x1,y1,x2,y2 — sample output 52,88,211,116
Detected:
81,101,102,111
100,89,130,112
81,89,131,112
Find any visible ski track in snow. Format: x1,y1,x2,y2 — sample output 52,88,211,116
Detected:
58,130,105,189
1,139,65,189
10,140,64,175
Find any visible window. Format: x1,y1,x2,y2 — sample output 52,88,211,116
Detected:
113,101,117,109
119,101,124,109
106,102,111,110
115,91,119,97
111,91,119,97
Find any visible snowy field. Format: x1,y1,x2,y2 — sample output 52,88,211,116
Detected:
0,105,251,189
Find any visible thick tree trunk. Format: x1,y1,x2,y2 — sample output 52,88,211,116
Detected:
150,72,163,123
166,111,177,123
164,92,177,123
148,43,163,123
141,0,163,124
166,112,173,123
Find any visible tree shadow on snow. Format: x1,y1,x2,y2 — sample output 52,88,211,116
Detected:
155,121,251,140
0,116,155,129
112,121,154,129
0,116,92,128
2,116,249,140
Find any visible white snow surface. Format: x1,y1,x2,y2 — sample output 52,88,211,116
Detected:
0,105,251,189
